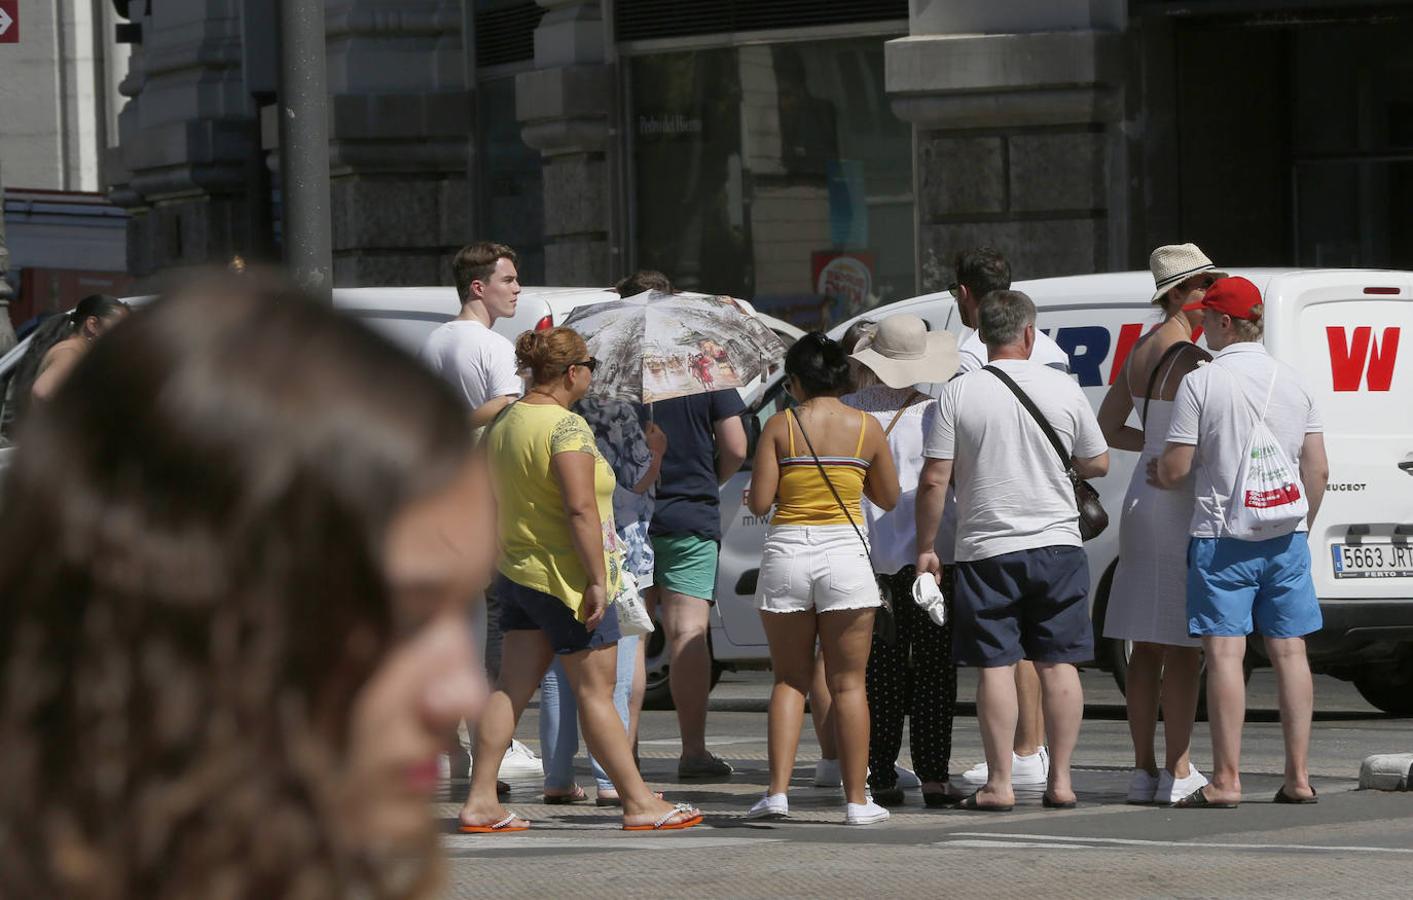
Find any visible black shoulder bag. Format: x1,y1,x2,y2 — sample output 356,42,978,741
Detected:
788,408,896,645
982,366,1109,541
1141,341,1195,428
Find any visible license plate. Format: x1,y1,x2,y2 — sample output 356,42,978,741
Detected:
1331,542,1413,579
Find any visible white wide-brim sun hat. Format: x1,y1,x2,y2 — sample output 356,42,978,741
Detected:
850,313,960,389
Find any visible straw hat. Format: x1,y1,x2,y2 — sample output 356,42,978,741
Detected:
1149,243,1225,304
850,314,960,389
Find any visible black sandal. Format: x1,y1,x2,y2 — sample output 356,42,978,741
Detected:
957,790,1013,812
1173,788,1238,809
923,788,966,808
1273,786,1318,804
1042,793,1077,810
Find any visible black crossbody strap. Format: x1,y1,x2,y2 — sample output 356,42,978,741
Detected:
787,409,871,555
982,366,1072,475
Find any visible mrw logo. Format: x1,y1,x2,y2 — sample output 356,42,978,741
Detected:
1326,326,1400,392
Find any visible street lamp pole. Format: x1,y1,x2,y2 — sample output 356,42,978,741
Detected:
276,0,332,297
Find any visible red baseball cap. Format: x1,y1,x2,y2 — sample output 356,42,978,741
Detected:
1182,275,1262,319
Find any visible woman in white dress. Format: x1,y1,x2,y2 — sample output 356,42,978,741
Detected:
1097,244,1220,806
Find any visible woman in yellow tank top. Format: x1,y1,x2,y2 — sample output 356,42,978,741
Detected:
744,332,900,825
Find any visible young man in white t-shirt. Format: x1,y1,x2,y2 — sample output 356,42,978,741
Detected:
944,248,1068,788
916,290,1109,811
1153,276,1328,808
419,241,525,428
421,242,529,789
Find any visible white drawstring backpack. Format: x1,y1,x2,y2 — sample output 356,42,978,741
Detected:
1218,364,1308,540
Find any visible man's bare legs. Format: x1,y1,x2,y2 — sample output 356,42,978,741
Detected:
1034,661,1083,804
1265,636,1316,800
1198,635,1247,803
975,664,1019,808
649,588,717,767
1014,659,1044,757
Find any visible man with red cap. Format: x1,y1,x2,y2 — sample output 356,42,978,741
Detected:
1150,276,1329,809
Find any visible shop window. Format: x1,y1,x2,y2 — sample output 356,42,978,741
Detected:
479,76,545,283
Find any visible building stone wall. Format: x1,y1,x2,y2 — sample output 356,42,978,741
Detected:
889,1,1128,290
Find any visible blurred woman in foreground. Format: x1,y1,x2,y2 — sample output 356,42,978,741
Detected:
0,272,493,899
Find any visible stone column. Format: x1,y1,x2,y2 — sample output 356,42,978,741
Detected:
109,0,260,280
887,0,1128,291
516,0,613,286
323,0,471,286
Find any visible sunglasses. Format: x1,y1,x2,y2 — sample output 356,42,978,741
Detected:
571,357,599,373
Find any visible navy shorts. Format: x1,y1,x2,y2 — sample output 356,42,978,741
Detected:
495,574,622,656
952,546,1094,667
1187,533,1322,638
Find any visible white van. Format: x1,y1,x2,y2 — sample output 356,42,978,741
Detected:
704,269,1413,715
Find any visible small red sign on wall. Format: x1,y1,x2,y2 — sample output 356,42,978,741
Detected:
0,1,17,44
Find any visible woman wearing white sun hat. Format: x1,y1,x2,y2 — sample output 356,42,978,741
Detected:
845,315,965,809
1097,243,1224,806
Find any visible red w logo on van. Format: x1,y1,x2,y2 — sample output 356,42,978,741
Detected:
1326,327,1401,391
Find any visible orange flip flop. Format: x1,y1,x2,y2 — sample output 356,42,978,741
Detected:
623,803,703,832
460,812,531,834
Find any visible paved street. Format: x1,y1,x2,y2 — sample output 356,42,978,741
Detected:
437,669,1413,898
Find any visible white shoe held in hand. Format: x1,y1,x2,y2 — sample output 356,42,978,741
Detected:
746,793,790,820
845,800,891,826
912,574,947,626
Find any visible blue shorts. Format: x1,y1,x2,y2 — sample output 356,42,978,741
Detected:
1187,533,1322,638
495,574,622,656
952,545,1094,667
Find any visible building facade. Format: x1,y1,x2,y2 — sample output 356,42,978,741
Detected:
105,0,1413,323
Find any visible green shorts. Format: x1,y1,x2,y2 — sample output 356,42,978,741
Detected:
651,533,719,603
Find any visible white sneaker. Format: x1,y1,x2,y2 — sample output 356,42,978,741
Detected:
844,799,890,826
894,764,922,789
814,758,842,788
437,752,451,782
1126,769,1159,804
497,739,544,779
746,793,790,820
961,748,1049,786
1158,766,1210,806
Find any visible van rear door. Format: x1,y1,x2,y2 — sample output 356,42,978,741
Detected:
1264,271,1413,600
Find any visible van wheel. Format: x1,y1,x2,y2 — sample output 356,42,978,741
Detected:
1353,656,1413,716
641,615,723,711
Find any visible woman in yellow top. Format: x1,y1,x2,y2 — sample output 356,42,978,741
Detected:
745,332,900,826
459,327,701,834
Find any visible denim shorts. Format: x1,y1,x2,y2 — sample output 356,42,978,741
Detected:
495,574,622,656
756,524,881,614
1187,533,1322,638
952,545,1093,667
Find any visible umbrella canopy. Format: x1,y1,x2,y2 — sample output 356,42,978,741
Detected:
561,291,788,403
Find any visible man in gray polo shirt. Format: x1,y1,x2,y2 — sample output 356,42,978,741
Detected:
1153,276,1328,808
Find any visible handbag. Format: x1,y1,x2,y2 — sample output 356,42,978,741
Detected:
982,366,1110,541
610,564,655,637
788,408,896,645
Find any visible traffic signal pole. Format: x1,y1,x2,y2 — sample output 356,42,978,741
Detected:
276,0,333,297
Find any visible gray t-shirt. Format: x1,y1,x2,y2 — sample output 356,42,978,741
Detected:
1166,343,1323,539
925,358,1108,563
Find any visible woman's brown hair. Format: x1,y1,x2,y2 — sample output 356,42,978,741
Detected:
0,271,475,899
515,326,588,386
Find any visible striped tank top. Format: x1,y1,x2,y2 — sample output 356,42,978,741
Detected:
772,408,870,527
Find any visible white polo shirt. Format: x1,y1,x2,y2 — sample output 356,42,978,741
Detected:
844,385,939,576
1165,343,1323,539
925,358,1108,563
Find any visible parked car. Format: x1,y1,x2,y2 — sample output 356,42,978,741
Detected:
700,269,1413,715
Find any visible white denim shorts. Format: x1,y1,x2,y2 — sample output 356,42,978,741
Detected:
756,524,881,614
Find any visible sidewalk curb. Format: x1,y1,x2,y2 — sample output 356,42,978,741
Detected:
1359,753,1413,791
